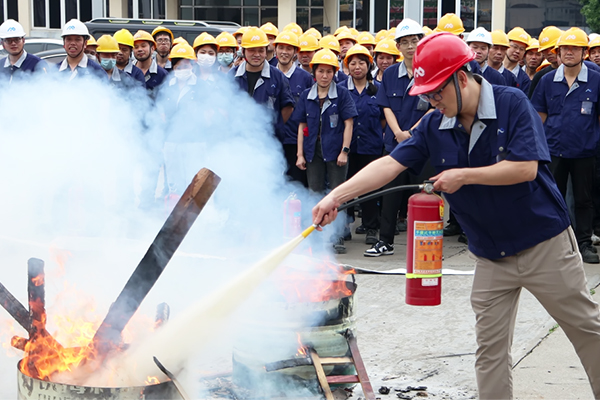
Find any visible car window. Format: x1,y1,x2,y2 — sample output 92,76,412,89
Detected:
46,43,64,51
42,55,65,64
24,43,45,54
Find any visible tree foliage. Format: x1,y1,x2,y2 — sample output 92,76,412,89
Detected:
581,0,600,33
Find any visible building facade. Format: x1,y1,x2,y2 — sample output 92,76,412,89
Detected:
4,0,589,38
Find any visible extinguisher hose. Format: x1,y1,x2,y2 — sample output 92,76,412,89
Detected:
337,181,435,212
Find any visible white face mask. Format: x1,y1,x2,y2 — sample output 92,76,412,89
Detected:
197,53,216,68
174,68,193,81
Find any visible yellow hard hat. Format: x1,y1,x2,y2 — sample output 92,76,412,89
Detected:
357,32,376,46
375,29,387,43
334,26,349,36
172,36,189,46
114,29,134,47
260,22,279,37
309,48,340,71
241,26,270,49
274,31,299,48
234,26,249,37
349,28,359,38
526,38,540,52
87,36,97,47
283,22,303,36
490,30,509,47
538,26,563,51
96,34,120,53
320,35,340,53
374,38,400,56
169,43,196,60
556,27,588,49
133,30,157,46
344,44,373,67
216,31,238,49
193,32,219,51
536,59,550,72
397,53,404,62
298,33,320,52
590,35,600,50
422,26,434,36
436,13,464,35
507,27,530,46
336,29,357,43
151,26,174,42
305,27,322,40
385,27,397,40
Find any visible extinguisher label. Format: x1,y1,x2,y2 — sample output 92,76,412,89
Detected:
413,221,443,275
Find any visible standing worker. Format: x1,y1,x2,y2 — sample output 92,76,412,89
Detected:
523,38,543,80
84,36,98,61
531,27,600,264
312,32,600,400
231,27,295,149
297,33,319,74
465,27,506,85
58,19,107,80
503,27,531,93
114,29,146,85
152,26,174,71
274,30,313,186
133,30,168,98
260,22,279,66
96,35,139,89
372,38,399,82
192,32,219,81
487,30,518,87
215,31,238,73
293,48,357,253
528,26,563,97
0,19,47,80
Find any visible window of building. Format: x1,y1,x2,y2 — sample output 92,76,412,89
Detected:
127,0,165,19
389,0,402,29
476,0,491,31
297,0,324,32
340,0,367,31
423,0,438,29
33,0,92,29
1,0,19,23
180,0,278,26
506,0,586,36
461,0,474,31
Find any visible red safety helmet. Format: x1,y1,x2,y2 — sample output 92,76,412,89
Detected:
409,32,475,96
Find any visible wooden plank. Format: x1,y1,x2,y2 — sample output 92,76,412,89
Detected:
0,282,31,332
309,348,334,400
346,330,375,400
91,168,221,355
318,356,353,365
326,375,360,384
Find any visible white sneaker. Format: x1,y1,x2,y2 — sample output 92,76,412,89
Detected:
364,240,394,257
592,234,600,246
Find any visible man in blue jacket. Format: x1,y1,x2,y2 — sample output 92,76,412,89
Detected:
0,19,47,81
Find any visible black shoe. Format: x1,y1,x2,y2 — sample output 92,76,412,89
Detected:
396,220,407,232
364,240,394,257
444,223,462,237
365,229,378,245
592,246,598,254
355,224,366,234
581,246,599,264
333,237,347,254
458,233,468,244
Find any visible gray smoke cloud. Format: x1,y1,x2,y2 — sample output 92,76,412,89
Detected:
0,68,348,397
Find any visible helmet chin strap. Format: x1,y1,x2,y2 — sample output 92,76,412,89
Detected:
453,71,463,116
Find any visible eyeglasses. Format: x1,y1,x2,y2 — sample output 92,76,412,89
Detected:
418,78,453,102
399,38,419,48
2,37,22,44
509,43,526,52
156,38,171,44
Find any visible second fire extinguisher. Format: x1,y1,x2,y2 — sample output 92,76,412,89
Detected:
406,185,444,306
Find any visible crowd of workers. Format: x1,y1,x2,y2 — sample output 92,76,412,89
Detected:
1,14,600,260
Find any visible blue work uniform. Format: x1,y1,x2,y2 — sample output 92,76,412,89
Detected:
108,66,144,90
280,62,314,145
469,60,506,86
531,63,600,159
343,78,384,155
390,78,570,259
122,60,146,85
497,65,518,88
376,61,430,153
292,83,358,163
586,60,600,73
134,58,168,98
57,54,107,80
334,69,349,84
268,57,278,67
509,64,531,94
232,60,295,143
0,51,48,81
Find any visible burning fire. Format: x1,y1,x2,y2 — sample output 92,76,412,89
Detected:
145,376,160,385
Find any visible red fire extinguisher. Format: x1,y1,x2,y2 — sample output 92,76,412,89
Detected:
283,193,302,239
406,185,444,306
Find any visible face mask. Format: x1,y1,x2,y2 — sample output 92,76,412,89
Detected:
87,54,97,62
237,48,243,58
174,68,193,81
217,53,234,67
197,53,216,68
100,58,116,71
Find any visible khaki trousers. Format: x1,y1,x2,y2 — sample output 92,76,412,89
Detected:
471,227,600,400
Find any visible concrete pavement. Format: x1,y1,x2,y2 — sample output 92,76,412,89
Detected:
334,224,600,400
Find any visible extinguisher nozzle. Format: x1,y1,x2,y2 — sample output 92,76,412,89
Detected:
300,224,318,238
422,181,435,194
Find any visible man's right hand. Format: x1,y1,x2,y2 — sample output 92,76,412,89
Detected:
312,194,341,230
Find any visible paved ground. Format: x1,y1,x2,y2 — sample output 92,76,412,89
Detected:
336,224,600,400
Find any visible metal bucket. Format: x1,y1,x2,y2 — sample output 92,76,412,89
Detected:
17,360,181,400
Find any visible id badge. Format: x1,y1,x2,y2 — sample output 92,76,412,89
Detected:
581,101,593,115
330,113,339,128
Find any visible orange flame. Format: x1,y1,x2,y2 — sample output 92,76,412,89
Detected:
295,333,307,357
145,376,161,385
31,275,44,287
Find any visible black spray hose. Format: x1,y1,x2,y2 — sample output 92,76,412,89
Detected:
336,180,436,212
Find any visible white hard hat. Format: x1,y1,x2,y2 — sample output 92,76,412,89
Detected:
589,33,600,43
466,27,493,46
0,19,25,39
395,18,424,40
61,19,90,37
